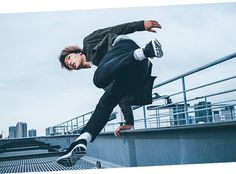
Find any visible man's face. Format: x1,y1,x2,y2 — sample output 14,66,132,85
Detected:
64,53,91,70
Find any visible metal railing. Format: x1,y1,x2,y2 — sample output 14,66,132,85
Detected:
48,111,93,135
49,52,236,135
47,111,117,135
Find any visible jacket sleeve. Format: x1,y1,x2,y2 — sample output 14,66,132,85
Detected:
83,20,145,44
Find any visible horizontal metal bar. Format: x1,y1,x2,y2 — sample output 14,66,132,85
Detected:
153,52,236,89
154,88,236,110
166,75,236,99
55,111,93,127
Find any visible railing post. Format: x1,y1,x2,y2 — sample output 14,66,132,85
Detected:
176,105,179,125
182,77,189,124
71,120,73,134
76,117,78,133
156,108,160,127
63,123,66,135
204,97,209,123
66,122,68,134
156,109,158,128
143,106,147,128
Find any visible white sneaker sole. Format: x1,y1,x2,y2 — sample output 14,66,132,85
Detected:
152,38,163,58
57,144,87,167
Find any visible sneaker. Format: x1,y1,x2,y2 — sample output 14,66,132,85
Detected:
143,38,163,58
57,139,87,167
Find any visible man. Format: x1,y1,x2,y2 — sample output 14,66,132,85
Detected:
57,20,163,167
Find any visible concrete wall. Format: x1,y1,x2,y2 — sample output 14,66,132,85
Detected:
86,121,236,167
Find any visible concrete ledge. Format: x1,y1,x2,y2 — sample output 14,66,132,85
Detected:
99,120,236,135
86,121,236,167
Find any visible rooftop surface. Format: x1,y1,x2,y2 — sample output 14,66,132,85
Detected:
0,156,96,173
0,138,99,173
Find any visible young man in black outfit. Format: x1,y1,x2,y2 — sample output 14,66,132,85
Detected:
57,20,163,167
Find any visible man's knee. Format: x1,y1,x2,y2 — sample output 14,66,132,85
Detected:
93,75,108,88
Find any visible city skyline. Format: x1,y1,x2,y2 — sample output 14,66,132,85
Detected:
4,97,236,138
8,122,37,139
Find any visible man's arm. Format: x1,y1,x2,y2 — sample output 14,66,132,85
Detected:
83,20,161,43
110,20,162,34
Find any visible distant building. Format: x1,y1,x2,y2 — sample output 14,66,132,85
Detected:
213,110,221,122
16,122,27,138
170,104,190,125
220,105,235,121
194,101,213,123
46,127,55,136
28,129,37,137
9,126,16,139
46,127,50,136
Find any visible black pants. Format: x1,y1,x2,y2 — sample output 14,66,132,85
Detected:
81,39,149,142
104,84,134,125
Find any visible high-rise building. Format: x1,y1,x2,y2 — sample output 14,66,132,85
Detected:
213,110,221,122
16,122,27,138
9,126,16,139
46,127,55,136
170,104,190,125
28,129,37,137
194,101,213,123
220,105,235,121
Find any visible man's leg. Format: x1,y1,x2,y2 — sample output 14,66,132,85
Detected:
93,38,163,89
58,70,146,167
57,60,148,168
93,40,139,89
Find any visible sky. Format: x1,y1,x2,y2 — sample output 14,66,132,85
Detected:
0,2,236,137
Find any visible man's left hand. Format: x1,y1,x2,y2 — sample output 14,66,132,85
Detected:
114,124,133,137
144,20,162,33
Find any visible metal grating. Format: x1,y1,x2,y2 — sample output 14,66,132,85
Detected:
0,156,96,173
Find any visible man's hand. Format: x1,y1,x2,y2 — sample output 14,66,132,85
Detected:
144,20,162,33
114,124,133,137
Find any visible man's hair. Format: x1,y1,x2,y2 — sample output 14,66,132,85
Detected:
58,46,83,70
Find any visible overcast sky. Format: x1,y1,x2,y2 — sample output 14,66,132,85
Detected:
0,2,236,137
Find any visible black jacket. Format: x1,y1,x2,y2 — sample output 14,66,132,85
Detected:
82,20,156,105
